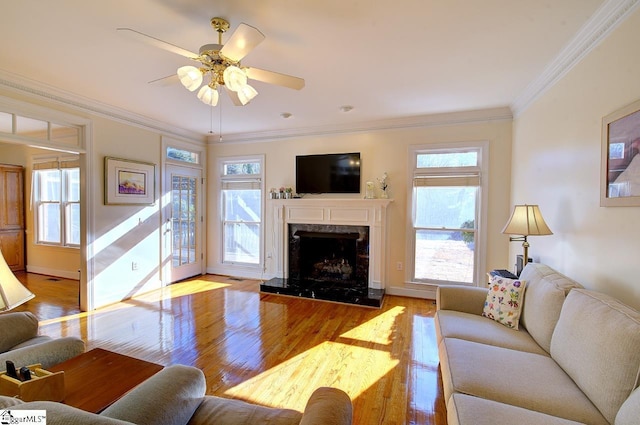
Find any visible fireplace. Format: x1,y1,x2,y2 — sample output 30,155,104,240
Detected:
260,198,391,308
288,224,369,288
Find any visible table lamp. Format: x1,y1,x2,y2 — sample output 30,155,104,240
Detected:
502,204,553,270
0,248,34,311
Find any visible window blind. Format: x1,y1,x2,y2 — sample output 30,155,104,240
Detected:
221,178,262,190
413,173,480,187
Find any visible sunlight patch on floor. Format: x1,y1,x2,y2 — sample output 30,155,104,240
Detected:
39,279,230,327
339,306,406,345
224,340,399,411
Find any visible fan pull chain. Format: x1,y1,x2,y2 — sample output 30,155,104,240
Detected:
219,98,223,143
209,104,213,134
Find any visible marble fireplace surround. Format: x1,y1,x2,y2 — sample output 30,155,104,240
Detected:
261,198,392,307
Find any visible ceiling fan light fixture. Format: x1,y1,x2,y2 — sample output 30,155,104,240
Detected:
223,65,248,92
237,84,258,105
197,84,219,106
177,66,203,91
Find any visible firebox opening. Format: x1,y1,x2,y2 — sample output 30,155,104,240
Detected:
298,231,359,284
288,224,369,289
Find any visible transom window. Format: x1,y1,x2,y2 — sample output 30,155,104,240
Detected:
408,144,486,286
166,146,200,164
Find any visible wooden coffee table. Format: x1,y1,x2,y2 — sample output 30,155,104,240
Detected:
48,348,163,413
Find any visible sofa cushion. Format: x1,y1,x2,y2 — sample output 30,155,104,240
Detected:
439,338,608,425
447,393,586,425
435,310,547,355
616,387,640,425
519,264,582,353
551,289,640,424
482,275,527,329
0,312,39,353
188,396,302,425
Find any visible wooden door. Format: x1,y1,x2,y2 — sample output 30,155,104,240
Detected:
0,164,25,271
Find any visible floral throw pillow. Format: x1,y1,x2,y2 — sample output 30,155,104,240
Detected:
482,275,527,329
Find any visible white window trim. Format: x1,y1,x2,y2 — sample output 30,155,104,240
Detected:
32,156,80,248
218,155,265,271
405,141,489,288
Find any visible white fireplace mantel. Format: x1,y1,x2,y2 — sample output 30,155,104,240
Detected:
270,198,392,290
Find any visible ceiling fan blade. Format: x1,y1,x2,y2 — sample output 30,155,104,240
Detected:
245,67,305,90
224,86,244,106
148,74,179,86
219,23,265,62
117,28,199,59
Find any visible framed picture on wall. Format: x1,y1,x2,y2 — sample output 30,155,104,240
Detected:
601,98,640,207
104,157,156,205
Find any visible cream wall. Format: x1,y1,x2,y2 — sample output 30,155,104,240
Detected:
0,143,81,278
0,88,204,309
209,118,513,297
512,8,640,309
89,116,165,306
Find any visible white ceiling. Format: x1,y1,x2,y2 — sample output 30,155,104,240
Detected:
0,0,612,141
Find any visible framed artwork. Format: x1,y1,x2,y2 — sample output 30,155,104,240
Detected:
104,157,156,205
601,98,640,207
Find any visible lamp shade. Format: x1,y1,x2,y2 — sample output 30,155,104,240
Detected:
502,204,553,236
0,249,34,311
177,66,203,92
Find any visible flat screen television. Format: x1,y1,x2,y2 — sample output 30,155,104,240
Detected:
296,153,361,194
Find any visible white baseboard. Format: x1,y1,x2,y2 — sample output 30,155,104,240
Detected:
206,266,273,281
26,265,80,280
385,285,437,300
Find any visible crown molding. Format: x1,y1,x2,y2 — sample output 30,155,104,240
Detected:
1,66,511,146
511,0,640,117
208,106,513,144
0,69,205,143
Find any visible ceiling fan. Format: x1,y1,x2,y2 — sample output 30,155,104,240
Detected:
117,17,305,106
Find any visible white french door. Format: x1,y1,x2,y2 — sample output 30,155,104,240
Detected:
163,164,203,283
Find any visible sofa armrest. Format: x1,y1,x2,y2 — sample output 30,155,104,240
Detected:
101,364,206,425
299,387,353,425
436,285,488,316
0,337,85,369
0,312,39,353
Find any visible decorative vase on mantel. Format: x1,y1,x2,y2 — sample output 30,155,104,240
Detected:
378,172,389,199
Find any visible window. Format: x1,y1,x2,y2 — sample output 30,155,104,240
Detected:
220,157,263,265
0,110,80,147
33,157,80,247
408,144,486,285
166,146,200,164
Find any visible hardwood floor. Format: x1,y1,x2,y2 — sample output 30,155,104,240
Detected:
13,272,447,424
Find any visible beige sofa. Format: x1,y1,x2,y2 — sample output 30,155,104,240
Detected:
435,263,640,425
0,311,85,369
0,364,352,425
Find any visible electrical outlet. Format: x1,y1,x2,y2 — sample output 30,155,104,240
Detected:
396,262,403,271
132,262,138,271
